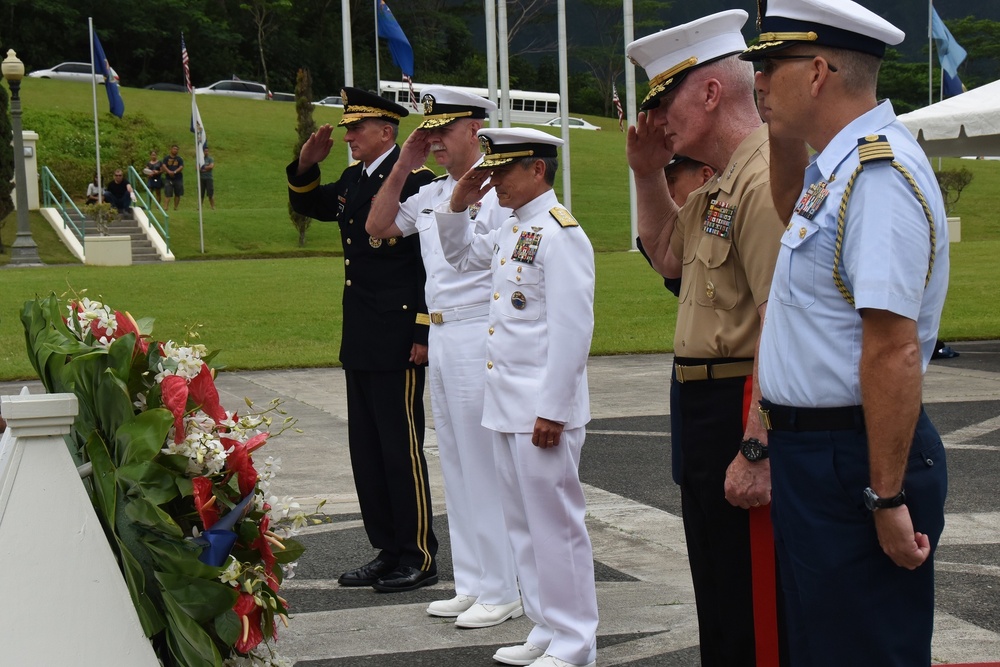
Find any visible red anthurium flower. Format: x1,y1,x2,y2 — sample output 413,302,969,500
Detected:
115,310,149,355
222,438,259,498
244,432,269,454
192,477,220,529
251,514,279,588
160,374,190,443
189,364,227,425
233,592,265,654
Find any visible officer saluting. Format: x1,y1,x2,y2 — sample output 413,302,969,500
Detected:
744,0,950,665
287,88,439,592
436,128,598,667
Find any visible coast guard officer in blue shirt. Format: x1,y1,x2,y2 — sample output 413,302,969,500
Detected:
744,0,950,664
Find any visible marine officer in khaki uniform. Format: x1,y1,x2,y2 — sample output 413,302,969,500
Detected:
435,128,598,667
286,88,439,593
626,11,788,667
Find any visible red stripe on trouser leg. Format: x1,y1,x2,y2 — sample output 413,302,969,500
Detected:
743,375,780,667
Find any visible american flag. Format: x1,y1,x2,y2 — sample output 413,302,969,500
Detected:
181,34,193,92
612,83,625,132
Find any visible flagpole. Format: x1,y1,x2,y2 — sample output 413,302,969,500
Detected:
624,0,637,250
497,0,511,128
557,0,571,210
194,91,204,254
89,16,103,204
485,0,499,126
343,0,354,87
374,0,381,93
928,0,933,106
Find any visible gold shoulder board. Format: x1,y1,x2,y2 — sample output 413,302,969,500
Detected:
857,134,894,166
549,207,579,228
349,160,361,167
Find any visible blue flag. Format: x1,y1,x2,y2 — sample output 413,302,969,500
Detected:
376,0,414,77
931,8,967,79
943,70,965,99
92,29,124,118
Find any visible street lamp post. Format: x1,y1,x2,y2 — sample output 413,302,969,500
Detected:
2,49,41,266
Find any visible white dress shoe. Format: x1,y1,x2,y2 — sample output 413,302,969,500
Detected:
455,599,524,628
426,594,476,617
530,655,597,667
492,641,546,665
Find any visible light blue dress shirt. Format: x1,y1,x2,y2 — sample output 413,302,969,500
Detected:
759,100,950,407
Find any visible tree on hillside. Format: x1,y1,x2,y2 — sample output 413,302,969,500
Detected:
575,0,662,116
946,16,1000,87
0,83,13,253
240,0,292,93
507,0,558,56
290,68,317,247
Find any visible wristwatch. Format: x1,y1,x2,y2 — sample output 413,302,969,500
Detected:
863,486,906,511
740,437,768,462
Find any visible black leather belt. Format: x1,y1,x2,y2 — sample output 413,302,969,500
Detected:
759,401,865,432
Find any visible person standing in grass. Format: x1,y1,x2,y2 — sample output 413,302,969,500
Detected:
200,146,215,210
144,150,164,207
162,144,184,211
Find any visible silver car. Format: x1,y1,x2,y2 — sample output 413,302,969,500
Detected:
194,80,272,100
28,62,106,84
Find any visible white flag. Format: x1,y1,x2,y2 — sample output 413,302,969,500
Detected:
192,94,207,168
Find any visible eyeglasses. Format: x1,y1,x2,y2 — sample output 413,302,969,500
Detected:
755,55,839,76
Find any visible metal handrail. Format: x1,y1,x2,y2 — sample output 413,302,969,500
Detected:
40,167,84,243
126,165,170,253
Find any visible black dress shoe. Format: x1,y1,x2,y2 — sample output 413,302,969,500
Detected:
338,557,398,587
372,565,438,593
932,345,959,360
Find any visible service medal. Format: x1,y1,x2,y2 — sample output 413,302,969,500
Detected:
793,180,830,220
470,201,482,220
703,199,736,238
512,231,542,264
511,291,527,309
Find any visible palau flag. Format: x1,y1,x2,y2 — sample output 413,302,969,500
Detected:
931,7,967,79
376,0,415,77
92,29,124,118
943,70,965,99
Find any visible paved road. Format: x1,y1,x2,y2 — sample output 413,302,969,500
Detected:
4,342,999,665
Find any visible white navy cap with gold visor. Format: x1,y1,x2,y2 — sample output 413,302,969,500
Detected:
475,128,563,170
417,85,498,130
740,0,904,61
626,10,749,112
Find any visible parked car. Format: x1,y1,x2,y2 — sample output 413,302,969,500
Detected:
194,80,271,100
315,95,344,108
144,83,187,93
271,92,296,102
28,62,105,84
541,117,602,130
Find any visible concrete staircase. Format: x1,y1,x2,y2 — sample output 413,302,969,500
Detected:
81,212,161,263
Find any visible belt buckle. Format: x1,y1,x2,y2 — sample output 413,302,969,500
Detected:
758,406,772,431
430,312,444,324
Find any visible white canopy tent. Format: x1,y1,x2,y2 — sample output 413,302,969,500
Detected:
898,79,1000,157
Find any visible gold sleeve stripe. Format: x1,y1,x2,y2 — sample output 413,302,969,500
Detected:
288,177,321,193
415,313,430,326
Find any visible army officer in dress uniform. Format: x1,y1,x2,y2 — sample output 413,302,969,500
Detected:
435,128,599,667
286,87,439,592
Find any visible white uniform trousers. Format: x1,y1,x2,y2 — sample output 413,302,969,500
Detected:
429,317,519,604
493,427,599,666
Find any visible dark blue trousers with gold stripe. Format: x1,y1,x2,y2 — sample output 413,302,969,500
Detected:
345,367,437,572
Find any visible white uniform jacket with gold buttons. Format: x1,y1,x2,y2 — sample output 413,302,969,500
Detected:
435,189,595,434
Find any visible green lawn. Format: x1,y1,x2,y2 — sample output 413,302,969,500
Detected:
0,79,997,380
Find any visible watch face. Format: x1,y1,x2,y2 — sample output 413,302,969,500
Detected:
741,438,767,462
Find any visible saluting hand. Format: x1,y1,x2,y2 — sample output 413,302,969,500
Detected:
449,168,494,213
626,111,674,178
399,130,433,171
298,124,335,175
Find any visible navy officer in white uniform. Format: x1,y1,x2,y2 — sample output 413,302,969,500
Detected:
435,128,598,667
366,86,521,628
744,0,950,665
